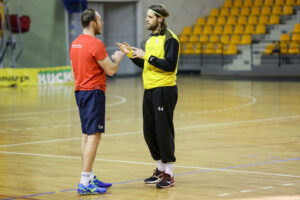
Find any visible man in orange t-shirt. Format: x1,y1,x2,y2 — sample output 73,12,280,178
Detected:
70,8,123,195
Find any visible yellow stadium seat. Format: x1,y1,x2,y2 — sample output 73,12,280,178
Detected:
213,25,223,35
181,43,194,54
231,35,241,44
210,8,219,16
220,7,230,16
248,16,258,24
291,34,300,42
280,34,290,42
258,15,269,24
225,44,238,54
241,34,252,44
195,43,202,54
179,35,189,43
244,0,253,7
230,7,240,16
221,35,230,44
207,16,216,25
254,0,264,6
182,26,192,35
261,6,271,15
204,43,216,54
288,43,300,54
264,0,274,6
280,42,288,54
245,24,255,34
227,16,237,25
297,0,300,5
217,16,226,25
216,43,224,54
234,25,244,34
193,26,202,35
264,44,275,54
272,6,282,15
255,24,266,34
210,35,219,43
238,16,247,24
293,24,300,33
233,0,243,7
286,0,296,5
203,25,213,34
189,35,199,43
197,17,206,25
251,7,261,15
282,5,293,15
269,15,280,24
275,0,284,5
241,7,250,16
200,35,209,43
224,0,233,7
224,25,234,34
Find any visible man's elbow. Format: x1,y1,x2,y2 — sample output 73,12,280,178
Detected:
106,67,117,76
106,70,116,76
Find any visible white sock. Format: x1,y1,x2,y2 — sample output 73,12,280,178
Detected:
90,169,95,180
80,172,91,186
157,160,166,172
165,163,174,177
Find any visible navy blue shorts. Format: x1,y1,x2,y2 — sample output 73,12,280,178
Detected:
75,89,105,135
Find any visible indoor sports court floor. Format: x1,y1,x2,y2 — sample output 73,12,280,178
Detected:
0,75,299,200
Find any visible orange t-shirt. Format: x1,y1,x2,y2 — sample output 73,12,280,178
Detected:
70,34,108,92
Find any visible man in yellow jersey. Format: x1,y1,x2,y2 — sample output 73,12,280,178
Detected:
117,4,179,188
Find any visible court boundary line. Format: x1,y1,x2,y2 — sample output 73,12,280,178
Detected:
1,114,299,147
0,151,299,178
0,94,127,118
0,156,299,200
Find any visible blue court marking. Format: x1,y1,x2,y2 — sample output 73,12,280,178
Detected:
2,157,299,200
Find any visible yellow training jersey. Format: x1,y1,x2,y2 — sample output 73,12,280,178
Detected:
141,29,180,89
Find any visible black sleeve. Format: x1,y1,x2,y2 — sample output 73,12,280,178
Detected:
130,58,144,69
147,38,179,72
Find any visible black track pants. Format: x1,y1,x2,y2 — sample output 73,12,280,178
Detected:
142,86,178,163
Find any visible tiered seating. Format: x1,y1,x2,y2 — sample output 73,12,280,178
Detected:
263,23,300,54
180,0,298,55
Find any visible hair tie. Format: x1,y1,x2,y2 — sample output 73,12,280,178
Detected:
151,9,164,18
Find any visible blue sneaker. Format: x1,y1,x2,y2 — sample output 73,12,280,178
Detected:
77,181,106,195
92,176,112,188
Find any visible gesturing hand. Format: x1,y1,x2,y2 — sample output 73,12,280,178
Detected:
131,47,145,59
111,50,124,64
116,42,132,55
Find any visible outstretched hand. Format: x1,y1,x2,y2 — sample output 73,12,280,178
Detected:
117,42,145,59
117,42,131,55
131,47,145,59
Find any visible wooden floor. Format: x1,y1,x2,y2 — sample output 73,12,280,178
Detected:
0,76,299,200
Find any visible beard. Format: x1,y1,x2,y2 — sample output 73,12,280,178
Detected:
94,24,102,35
147,21,159,31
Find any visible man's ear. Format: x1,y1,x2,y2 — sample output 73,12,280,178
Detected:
158,16,163,23
90,21,96,28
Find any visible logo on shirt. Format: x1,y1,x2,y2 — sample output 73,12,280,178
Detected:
72,44,82,48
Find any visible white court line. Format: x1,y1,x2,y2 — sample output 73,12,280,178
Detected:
262,186,273,189
0,95,127,117
0,151,299,178
1,115,300,147
283,183,294,186
0,116,37,121
241,190,252,193
0,131,142,147
218,193,230,197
